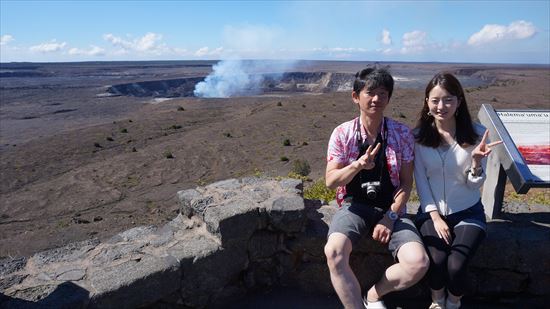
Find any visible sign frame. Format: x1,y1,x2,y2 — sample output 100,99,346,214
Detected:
477,104,550,219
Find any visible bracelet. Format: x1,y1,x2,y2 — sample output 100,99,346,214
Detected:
469,166,483,177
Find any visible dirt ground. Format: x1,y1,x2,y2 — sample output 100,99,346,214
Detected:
1,62,549,258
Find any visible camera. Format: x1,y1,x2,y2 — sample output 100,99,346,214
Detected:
361,181,381,199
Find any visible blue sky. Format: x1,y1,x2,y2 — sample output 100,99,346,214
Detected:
1,1,549,64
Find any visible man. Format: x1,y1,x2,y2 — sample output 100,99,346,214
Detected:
324,68,428,309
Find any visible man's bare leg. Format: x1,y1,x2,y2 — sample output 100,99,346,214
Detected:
366,242,429,302
325,232,364,309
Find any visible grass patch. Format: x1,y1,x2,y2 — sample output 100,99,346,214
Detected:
506,189,550,205
287,171,310,182
304,178,336,204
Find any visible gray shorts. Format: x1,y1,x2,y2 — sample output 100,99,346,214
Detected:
327,201,423,260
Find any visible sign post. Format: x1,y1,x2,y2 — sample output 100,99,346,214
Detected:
478,104,550,219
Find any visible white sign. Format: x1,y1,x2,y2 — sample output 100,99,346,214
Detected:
497,111,550,182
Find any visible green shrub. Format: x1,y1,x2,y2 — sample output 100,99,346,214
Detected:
276,102,282,106
120,128,128,133
106,136,114,141
164,151,174,159
283,139,291,146
304,178,336,203
287,171,309,182
94,142,102,148
292,159,311,176
280,156,289,162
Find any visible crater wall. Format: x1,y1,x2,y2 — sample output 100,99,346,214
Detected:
105,72,355,98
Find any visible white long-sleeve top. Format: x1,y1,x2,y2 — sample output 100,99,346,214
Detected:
414,125,487,216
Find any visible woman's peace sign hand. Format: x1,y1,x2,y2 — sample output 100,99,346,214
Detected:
472,130,502,163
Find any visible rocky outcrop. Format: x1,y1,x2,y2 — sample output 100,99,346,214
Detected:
1,177,549,308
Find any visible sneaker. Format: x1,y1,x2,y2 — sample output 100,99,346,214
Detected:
363,299,387,309
445,299,461,309
428,301,445,309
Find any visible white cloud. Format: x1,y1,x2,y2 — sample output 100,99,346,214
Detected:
29,40,67,53
381,29,392,45
68,45,105,56
1,34,14,45
103,32,166,53
468,20,537,46
400,30,428,54
195,47,209,57
194,46,224,57
378,48,393,55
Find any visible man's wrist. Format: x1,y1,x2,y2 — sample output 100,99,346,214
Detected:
386,209,399,221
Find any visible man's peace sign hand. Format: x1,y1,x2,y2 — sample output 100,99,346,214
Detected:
355,143,382,170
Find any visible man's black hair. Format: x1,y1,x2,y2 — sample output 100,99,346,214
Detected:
353,67,394,98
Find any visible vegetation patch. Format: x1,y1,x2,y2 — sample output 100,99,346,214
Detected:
304,178,336,204
164,151,174,159
292,159,311,176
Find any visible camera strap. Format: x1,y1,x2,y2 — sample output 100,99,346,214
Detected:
355,117,387,176
345,117,395,208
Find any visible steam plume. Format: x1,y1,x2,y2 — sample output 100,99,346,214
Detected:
193,59,297,98
193,60,263,98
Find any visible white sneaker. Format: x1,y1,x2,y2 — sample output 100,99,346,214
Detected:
428,301,445,309
445,299,461,309
363,299,387,309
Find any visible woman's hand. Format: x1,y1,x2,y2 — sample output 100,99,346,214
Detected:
353,143,381,170
471,130,503,166
433,217,451,245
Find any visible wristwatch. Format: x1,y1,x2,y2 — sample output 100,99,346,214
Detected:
386,210,399,221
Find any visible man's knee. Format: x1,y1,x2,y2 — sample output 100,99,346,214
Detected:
324,233,351,271
399,242,430,276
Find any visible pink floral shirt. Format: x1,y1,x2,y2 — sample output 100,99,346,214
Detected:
327,117,415,206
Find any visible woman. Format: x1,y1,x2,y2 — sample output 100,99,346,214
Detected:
324,67,428,309
414,72,501,309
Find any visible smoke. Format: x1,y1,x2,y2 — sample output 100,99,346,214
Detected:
193,60,263,98
193,59,297,98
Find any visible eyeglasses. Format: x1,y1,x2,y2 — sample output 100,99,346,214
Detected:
428,96,457,104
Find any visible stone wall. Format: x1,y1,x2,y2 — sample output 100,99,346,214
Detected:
1,177,549,308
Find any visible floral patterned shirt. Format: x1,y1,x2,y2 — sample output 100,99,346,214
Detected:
327,117,415,206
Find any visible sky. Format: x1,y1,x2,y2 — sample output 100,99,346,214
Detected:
1,1,549,64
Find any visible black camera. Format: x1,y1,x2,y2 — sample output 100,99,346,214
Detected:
361,181,381,199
